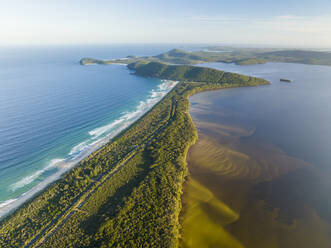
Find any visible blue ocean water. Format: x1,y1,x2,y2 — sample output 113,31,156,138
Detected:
0,45,177,216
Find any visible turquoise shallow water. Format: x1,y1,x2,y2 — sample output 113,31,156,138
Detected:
0,45,177,216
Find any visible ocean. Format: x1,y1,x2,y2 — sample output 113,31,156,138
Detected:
0,45,177,217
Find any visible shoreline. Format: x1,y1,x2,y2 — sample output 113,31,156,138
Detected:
2,52,330,246
179,86,331,247
0,80,178,220
0,60,270,247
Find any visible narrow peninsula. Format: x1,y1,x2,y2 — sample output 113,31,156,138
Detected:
0,51,269,248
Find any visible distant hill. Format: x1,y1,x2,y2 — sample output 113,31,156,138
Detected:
261,50,331,65
155,49,207,64
80,48,331,67
153,48,331,66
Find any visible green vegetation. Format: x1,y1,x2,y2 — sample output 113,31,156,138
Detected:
81,47,331,67
0,61,269,248
154,48,331,66
152,48,255,64
261,50,331,65
128,61,269,86
154,49,206,64
80,58,107,65
80,57,138,65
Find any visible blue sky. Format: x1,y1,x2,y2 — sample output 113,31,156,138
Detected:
1,0,331,47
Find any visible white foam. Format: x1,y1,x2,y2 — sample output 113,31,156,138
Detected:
88,80,177,140
10,171,44,191
0,198,18,208
47,158,66,168
88,118,125,137
69,140,90,156
10,159,65,191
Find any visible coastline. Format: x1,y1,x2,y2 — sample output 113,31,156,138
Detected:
0,62,270,247
0,79,178,220
180,87,331,247
1,47,330,247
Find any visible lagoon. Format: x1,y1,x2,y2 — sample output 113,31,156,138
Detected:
182,62,331,247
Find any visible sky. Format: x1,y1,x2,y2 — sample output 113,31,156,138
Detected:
1,0,331,48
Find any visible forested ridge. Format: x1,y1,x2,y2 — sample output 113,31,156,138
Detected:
81,48,331,67
128,61,269,86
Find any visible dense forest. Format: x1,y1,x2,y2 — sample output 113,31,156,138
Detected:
128,61,268,86
0,63,269,248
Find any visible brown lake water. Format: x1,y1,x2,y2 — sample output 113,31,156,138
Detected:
181,62,331,248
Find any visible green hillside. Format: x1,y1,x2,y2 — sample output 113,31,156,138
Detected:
80,47,331,67
128,61,269,86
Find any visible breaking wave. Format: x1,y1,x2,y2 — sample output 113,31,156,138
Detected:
10,159,65,191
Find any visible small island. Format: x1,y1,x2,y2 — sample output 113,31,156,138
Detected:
280,78,292,83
